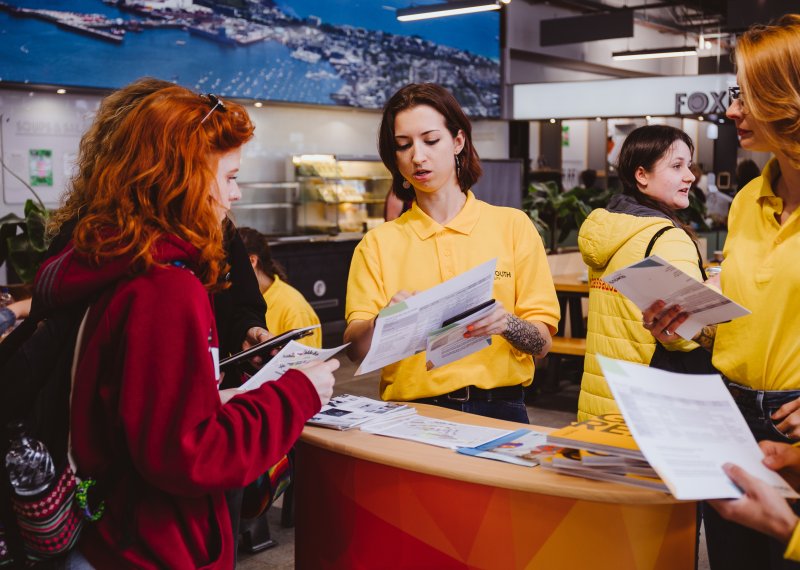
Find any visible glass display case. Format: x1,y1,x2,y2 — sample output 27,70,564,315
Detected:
292,155,391,234
231,182,299,236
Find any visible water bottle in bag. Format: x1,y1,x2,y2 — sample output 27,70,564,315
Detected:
5,422,56,497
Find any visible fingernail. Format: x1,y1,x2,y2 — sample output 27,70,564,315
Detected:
463,333,471,338
467,325,474,332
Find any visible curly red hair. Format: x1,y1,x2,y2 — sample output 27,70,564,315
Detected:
72,85,254,290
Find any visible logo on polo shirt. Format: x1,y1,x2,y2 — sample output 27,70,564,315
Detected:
494,270,512,280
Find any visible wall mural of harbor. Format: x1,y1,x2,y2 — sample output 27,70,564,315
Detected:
0,0,501,117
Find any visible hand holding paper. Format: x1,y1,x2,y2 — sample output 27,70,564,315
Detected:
596,356,798,501
239,341,347,392
603,255,749,339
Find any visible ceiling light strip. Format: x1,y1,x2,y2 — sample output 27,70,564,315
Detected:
397,1,501,22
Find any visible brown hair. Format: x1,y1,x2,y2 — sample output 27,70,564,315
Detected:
71,85,254,290
378,83,482,202
48,77,175,238
736,14,800,168
617,124,697,237
237,226,288,282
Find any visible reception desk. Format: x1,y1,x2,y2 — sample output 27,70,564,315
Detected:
295,404,696,569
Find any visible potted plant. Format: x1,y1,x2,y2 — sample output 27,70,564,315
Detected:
523,181,594,252
0,166,50,284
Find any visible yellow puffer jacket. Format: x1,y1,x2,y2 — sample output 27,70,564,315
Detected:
577,195,703,421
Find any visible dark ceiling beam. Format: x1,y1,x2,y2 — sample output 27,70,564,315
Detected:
509,47,657,78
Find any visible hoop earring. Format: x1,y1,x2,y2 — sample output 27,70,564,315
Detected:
402,180,411,189
455,154,462,181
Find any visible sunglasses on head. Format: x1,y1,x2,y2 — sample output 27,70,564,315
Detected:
200,93,227,124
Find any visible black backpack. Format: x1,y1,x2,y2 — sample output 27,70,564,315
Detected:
0,300,90,565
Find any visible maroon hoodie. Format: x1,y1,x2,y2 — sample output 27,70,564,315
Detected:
35,235,320,569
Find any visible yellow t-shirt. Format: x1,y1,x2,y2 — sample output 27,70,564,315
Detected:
786,522,800,562
346,191,560,401
263,275,322,348
714,159,800,390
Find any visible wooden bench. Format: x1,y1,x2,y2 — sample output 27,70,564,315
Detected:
534,337,587,395
549,336,586,357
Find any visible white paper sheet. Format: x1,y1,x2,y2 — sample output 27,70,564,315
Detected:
356,258,496,375
240,341,348,391
361,415,512,450
597,355,799,501
603,255,750,339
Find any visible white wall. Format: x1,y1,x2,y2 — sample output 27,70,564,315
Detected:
0,89,509,219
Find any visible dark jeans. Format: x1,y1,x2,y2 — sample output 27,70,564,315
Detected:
414,387,530,424
704,381,800,570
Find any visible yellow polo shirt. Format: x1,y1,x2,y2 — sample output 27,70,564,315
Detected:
263,276,322,348
786,522,800,562
714,159,800,389
346,191,560,401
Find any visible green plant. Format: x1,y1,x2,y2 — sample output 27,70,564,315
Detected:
0,159,50,283
523,181,594,251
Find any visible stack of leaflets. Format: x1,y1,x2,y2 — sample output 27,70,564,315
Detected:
541,414,668,491
456,429,553,467
306,394,416,431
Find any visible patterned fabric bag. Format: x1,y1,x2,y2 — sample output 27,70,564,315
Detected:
10,465,84,560
1,306,102,564
241,453,293,520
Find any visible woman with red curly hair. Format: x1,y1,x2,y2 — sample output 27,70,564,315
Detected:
35,85,337,569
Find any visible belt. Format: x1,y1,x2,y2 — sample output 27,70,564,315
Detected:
724,379,800,409
435,385,524,402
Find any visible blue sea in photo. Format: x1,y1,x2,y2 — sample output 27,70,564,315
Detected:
0,0,500,115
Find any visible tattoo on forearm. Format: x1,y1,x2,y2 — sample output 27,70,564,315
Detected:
695,324,717,353
502,315,546,355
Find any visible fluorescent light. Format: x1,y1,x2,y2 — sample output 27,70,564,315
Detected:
397,0,501,22
612,47,697,61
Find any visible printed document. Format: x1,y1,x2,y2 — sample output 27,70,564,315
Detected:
424,300,496,370
240,341,348,391
361,415,512,449
602,255,749,339
357,258,497,375
597,355,798,500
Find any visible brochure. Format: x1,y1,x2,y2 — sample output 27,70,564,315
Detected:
457,429,552,467
361,415,513,450
357,258,496,375
219,325,320,371
239,340,348,391
424,300,496,370
602,255,750,339
306,394,416,431
545,413,644,461
597,355,799,501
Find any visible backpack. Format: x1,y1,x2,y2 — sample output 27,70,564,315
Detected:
644,226,717,375
0,300,92,565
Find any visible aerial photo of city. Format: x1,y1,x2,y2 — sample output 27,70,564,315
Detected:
0,0,501,116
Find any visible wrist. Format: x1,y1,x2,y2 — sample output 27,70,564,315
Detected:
777,514,799,544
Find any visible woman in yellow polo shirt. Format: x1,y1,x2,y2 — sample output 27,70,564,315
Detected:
238,227,322,348
643,15,800,570
344,83,560,423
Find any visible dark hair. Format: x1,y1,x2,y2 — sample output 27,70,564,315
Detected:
580,169,597,188
617,125,696,230
237,226,288,282
378,83,481,202
735,159,761,189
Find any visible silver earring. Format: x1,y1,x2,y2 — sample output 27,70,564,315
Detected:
402,180,411,189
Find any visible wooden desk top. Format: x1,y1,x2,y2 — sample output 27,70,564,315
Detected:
301,403,683,506
553,272,590,294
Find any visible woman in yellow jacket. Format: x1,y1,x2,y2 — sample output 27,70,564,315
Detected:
577,125,703,421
